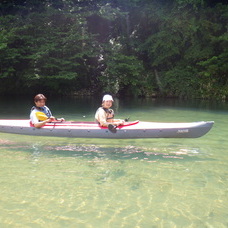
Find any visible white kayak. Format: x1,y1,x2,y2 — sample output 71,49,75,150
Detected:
0,119,214,139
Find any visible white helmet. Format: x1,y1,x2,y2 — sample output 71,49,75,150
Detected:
102,94,113,102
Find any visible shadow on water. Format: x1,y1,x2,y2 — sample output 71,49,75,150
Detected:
43,145,216,162
0,141,216,163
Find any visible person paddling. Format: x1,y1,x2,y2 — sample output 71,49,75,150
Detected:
95,94,125,131
30,94,64,128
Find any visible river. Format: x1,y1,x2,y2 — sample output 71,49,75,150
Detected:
0,96,227,227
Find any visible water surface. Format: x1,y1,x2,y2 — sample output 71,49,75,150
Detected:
0,97,227,227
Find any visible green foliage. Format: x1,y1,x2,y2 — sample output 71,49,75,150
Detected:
99,53,144,95
175,0,205,9
0,8,98,94
162,66,200,98
136,2,228,99
0,0,227,99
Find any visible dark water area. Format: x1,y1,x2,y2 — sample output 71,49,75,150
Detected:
1,95,227,119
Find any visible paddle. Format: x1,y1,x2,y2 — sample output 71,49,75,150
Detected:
35,112,64,122
36,112,48,121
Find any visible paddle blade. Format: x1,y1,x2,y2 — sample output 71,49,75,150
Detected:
36,112,48,121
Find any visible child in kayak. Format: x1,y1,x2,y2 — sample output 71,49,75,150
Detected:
95,94,125,130
30,94,64,128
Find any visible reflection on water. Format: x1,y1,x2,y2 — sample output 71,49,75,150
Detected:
0,97,227,227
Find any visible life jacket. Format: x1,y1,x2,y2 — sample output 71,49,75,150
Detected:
31,106,52,118
102,107,114,120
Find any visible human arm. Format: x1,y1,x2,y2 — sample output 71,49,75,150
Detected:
55,117,65,122
33,117,55,128
95,108,109,127
30,109,55,128
110,119,125,126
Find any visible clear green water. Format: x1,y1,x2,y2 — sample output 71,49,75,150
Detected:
0,97,227,227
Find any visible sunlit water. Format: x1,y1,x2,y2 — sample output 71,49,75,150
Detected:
0,97,227,227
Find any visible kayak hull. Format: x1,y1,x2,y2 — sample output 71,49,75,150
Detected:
0,120,214,139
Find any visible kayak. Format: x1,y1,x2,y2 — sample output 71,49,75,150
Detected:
0,119,214,139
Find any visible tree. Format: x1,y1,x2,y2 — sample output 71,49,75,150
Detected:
0,0,227,99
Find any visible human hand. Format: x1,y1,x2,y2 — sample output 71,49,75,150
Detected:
115,119,125,126
49,116,56,122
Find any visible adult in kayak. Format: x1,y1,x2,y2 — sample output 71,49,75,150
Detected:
95,94,125,129
30,94,64,128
